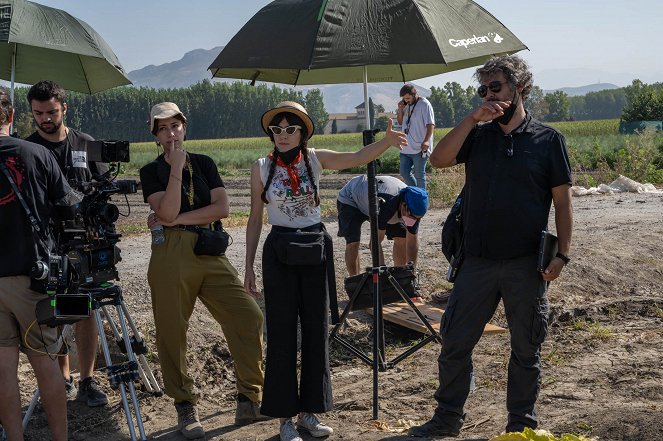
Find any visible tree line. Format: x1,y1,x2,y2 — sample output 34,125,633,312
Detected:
11,80,328,142
426,79,661,126
9,78,659,141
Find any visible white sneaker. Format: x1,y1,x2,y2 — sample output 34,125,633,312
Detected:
280,419,303,441
296,413,334,437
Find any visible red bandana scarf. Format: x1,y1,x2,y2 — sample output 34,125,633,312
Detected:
269,151,303,194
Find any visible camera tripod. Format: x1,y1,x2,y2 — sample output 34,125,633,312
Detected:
329,129,441,419
22,283,162,441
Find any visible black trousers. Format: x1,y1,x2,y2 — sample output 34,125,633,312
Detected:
433,255,549,432
260,225,334,417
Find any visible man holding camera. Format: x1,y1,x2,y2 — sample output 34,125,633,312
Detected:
409,55,572,438
25,80,109,407
396,84,435,190
337,175,428,276
0,87,81,441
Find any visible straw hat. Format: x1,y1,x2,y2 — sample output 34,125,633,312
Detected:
261,101,314,139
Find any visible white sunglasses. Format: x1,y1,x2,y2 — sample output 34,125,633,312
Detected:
268,125,302,135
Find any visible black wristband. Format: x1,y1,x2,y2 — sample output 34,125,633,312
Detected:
555,252,571,265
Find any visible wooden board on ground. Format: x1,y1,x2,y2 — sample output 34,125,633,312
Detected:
368,301,506,335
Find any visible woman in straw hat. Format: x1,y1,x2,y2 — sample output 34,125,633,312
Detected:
244,101,406,441
140,102,268,439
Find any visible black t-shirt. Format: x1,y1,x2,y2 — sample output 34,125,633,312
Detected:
456,114,572,260
140,153,225,213
0,137,80,276
26,129,110,185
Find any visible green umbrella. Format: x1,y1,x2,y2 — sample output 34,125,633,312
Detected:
209,0,527,89
0,0,131,100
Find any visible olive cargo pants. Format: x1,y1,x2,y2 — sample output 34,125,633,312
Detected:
148,228,265,404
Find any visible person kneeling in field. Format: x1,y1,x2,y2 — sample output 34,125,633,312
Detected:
337,175,428,276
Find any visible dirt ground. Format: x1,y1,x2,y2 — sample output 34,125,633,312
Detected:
15,175,663,441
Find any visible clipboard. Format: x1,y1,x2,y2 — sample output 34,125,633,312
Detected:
537,230,558,272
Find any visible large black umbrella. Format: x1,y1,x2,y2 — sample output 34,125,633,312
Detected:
0,0,131,101
209,0,526,86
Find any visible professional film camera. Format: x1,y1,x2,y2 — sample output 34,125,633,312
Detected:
33,140,138,327
27,140,157,440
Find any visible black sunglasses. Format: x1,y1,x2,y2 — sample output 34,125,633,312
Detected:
477,80,508,98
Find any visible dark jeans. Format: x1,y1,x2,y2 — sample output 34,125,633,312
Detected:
260,226,333,417
434,255,549,432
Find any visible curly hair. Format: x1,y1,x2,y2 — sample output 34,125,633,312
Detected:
260,112,320,206
474,55,533,101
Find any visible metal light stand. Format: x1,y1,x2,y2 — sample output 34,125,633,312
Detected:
329,129,442,420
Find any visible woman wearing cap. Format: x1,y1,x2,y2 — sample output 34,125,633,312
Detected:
244,101,406,441
139,102,268,439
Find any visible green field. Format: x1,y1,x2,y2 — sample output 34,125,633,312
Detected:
125,119,663,200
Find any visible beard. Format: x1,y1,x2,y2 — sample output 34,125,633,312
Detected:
37,119,62,134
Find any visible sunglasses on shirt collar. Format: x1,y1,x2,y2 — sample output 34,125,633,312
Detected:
477,80,509,98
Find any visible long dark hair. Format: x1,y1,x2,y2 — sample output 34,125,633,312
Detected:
261,112,320,206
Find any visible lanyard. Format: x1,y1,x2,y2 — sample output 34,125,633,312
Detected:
405,97,419,130
185,158,194,208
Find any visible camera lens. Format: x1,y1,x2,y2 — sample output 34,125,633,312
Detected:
30,261,49,280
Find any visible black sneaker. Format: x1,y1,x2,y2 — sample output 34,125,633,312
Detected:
77,377,109,407
64,375,77,400
408,414,460,438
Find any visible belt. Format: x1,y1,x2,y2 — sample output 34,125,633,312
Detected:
271,223,323,234
167,224,210,232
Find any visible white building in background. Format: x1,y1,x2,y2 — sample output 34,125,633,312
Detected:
323,101,396,134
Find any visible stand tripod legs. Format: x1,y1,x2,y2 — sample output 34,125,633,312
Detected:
94,301,148,441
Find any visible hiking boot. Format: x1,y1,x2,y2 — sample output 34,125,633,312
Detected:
408,414,460,438
280,419,302,441
296,413,333,437
175,401,205,439
77,377,109,407
234,393,272,426
64,375,77,400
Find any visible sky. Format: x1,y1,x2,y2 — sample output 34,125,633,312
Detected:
30,0,663,90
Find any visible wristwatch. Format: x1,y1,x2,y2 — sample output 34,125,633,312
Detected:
555,252,571,265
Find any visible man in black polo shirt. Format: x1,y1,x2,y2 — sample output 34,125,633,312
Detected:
26,80,109,407
409,55,572,437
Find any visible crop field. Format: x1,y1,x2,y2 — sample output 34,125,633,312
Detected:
124,119,663,200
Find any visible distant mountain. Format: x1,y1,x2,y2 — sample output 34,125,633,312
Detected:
128,47,226,89
544,83,620,97
127,47,630,113
127,47,429,113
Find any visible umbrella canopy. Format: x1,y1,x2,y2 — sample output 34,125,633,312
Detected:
209,0,527,86
0,0,131,96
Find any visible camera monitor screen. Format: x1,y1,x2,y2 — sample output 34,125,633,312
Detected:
55,294,91,318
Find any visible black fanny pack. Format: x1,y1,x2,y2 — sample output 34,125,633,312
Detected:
185,221,232,256
273,229,325,266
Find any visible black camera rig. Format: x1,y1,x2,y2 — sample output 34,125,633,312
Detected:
33,141,138,327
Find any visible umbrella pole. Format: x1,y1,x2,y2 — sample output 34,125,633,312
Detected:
10,44,16,134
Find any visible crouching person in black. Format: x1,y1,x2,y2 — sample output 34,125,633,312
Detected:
0,88,81,441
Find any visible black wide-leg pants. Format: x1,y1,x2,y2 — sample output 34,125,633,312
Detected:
260,227,334,418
